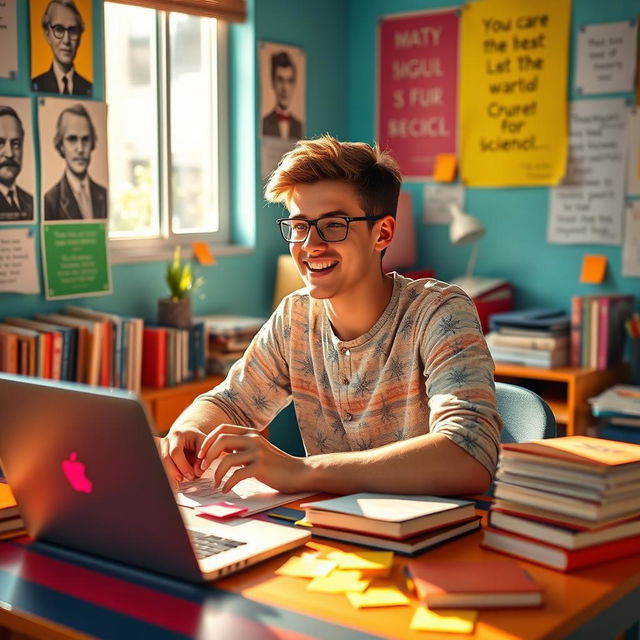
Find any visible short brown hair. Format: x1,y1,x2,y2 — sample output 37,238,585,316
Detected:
265,135,401,219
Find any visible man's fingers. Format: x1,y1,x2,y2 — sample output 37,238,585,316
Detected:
199,433,258,472
159,438,182,487
221,465,256,493
167,436,198,481
213,450,254,486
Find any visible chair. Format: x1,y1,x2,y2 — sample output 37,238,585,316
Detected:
495,382,557,443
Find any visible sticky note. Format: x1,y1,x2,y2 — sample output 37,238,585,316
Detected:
196,502,247,519
192,241,216,266
326,550,394,577
346,587,410,608
410,607,478,633
307,570,370,593
433,154,458,182
275,555,337,578
580,254,607,284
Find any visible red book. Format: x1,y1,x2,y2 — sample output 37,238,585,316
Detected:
141,328,167,388
570,295,582,367
482,526,640,571
406,558,543,608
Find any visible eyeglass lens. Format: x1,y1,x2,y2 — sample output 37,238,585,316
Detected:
50,24,81,40
282,217,349,242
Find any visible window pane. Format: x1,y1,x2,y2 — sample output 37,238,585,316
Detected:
169,14,218,234
105,3,160,237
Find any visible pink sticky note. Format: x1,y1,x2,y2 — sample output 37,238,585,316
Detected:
196,502,248,520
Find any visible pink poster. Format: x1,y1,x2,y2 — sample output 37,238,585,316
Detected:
378,10,459,179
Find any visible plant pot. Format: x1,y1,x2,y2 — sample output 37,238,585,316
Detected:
158,297,192,329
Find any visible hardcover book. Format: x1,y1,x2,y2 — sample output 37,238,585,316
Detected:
406,559,543,608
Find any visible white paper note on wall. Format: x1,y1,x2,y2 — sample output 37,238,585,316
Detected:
423,184,464,225
628,109,640,197
575,21,638,95
547,99,627,245
623,202,640,277
0,228,40,294
0,0,18,79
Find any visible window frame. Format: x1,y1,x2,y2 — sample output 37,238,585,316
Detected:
107,8,231,264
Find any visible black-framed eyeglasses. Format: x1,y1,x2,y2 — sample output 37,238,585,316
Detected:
276,216,384,243
48,23,82,40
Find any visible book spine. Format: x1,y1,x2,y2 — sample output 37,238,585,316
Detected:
581,298,590,368
597,297,611,371
570,296,582,368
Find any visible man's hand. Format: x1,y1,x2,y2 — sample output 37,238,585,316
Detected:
197,424,308,494
159,422,209,485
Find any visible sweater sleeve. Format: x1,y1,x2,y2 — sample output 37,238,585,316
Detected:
194,300,293,430
420,285,502,476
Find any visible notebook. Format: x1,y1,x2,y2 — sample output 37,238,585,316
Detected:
0,374,310,583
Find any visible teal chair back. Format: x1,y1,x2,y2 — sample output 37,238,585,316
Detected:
495,382,556,443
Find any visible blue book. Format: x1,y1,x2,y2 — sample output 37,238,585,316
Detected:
490,308,570,333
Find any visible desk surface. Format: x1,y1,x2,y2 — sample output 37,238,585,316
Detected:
0,505,638,640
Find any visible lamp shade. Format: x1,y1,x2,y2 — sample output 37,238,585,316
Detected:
449,204,485,246
272,254,305,310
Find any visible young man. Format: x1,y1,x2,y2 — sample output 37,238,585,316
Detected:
160,136,501,496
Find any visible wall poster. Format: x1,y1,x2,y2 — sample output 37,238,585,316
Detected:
459,0,571,186
377,9,459,180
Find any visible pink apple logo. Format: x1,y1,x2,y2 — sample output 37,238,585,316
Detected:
62,452,93,494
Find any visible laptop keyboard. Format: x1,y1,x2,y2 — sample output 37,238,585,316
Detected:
188,530,247,559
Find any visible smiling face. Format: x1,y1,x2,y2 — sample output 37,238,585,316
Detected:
0,115,23,188
287,180,393,303
58,112,93,179
44,3,81,71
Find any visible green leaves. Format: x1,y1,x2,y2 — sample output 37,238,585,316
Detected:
165,246,204,301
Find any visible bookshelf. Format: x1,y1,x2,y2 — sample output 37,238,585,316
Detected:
141,375,223,434
494,362,630,436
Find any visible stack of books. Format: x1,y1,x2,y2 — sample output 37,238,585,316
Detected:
300,493,481,555
196,314,266,376
141,321,206,389
0,307,144,392
570,294,634,369
487,308,571,368
589,385,640,445
482,436,640,571
0,482,25,540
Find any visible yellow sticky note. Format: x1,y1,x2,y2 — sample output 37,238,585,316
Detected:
580,254,607,284
346,587,410,609
410,607,478,633
307,570,370,594
433,154,458,182
275,555,336,578
326,550,393,577
192,241,216,266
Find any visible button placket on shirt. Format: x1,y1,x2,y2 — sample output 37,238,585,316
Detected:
337,345,353,423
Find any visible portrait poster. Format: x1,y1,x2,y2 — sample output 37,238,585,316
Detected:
38,97,111,299
377,9,459,180
459,0,570,186
259,41,306,179
0,228,40,294
575,20,638,95
0,96,36,224
623,201,640,277
0,0,18,79
30,0,93,96
547,99,627,245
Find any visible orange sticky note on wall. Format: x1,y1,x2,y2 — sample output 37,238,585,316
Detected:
192,241,216,266
580,254,607,284
433,154,457,182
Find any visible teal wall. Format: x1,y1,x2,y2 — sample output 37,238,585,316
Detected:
347,0,640,312
0,0,348,322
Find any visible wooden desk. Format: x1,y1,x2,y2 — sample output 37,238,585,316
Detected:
494,362,629,436
0,509,637,640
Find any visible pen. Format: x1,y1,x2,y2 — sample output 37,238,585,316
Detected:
267,511,298,522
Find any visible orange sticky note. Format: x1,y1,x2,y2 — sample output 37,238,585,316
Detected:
433,154,457,182
580,254,607,284
192,241,216,266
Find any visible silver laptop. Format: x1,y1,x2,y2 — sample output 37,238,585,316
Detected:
0,374,310,582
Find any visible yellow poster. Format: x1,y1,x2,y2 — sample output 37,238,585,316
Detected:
460,0,570,186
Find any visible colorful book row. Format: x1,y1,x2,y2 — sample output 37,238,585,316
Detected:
570,294,634,370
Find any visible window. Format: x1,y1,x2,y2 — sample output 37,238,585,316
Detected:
104,2,229,261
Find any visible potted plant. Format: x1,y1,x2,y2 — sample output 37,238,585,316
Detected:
157,247,204,329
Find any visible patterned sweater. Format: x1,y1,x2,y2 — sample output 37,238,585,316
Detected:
198,273,502,475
